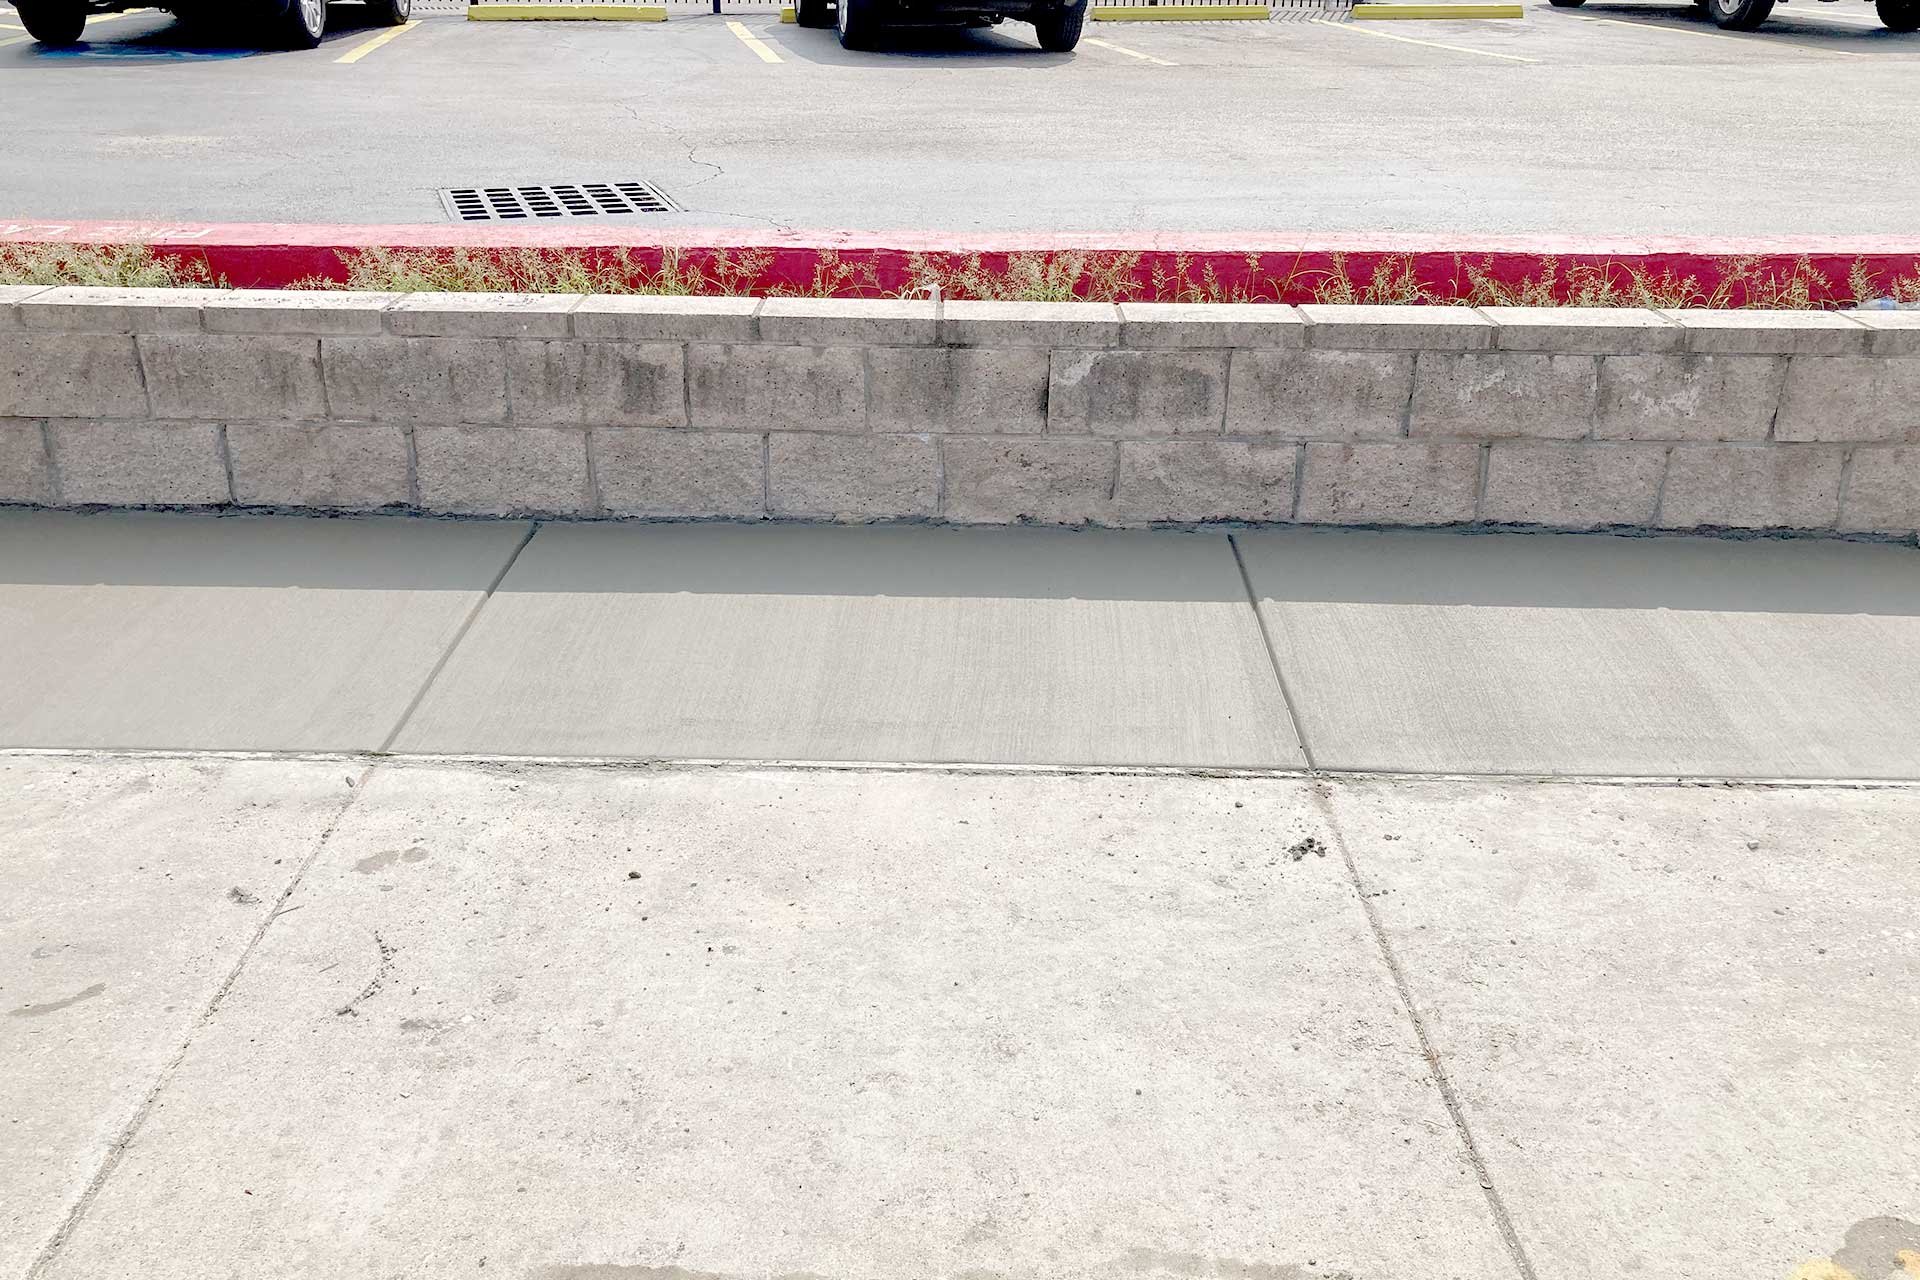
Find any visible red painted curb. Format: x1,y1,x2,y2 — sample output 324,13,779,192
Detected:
7,219,1920,304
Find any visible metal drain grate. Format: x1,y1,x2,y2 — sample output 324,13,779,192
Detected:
438,181,679,222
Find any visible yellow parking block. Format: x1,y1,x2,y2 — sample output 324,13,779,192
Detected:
1091,4,1267,18
1352,3,1523,16
468,4,668,18
780,4,797,18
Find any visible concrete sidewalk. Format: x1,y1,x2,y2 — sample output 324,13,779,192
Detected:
4,508,1920,777
4,510,1919,1280
3,757,1917,1280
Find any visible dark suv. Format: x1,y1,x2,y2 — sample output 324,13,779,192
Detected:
794,0,1088,51
11,0,412,49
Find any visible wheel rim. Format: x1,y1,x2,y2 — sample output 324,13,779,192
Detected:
300,0,325,33
837,0,848,34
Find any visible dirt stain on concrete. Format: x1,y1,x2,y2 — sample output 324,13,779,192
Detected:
542,1269,831,1280
1123,1248,1311,1280
354,846,429,875
9,982,105,1017
1790,1217,1920,1280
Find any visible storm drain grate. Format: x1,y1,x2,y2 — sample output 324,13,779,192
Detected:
438,181,679,222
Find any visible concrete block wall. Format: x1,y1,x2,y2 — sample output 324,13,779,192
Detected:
2,285,1918,536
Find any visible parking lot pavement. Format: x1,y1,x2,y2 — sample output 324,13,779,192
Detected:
0,0,1917,235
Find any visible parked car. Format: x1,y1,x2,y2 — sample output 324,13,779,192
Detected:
10,0,412,49
1551,0,1915,31
794,0,1088,52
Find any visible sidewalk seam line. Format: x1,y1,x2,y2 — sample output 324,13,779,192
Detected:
22,761,381,1280
374,519,539,753
1227,532,1316,771
1313,784,1542,1280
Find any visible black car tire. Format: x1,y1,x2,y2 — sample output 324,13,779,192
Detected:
1879,0,1919,29
1032,0,1086,48
15,0,88,45
836,0,878,49
269,0,328,47
1546,0,1586,7
796,0,833,26
365,0,410,24
1705,0,1773,28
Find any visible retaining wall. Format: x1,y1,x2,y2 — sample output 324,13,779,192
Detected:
2,286,1918,536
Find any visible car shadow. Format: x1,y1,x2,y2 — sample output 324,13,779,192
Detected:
1547,0,1914,40
770,19,1076,61
5,1,406,62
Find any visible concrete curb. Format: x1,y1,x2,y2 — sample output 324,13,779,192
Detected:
1091,6,1270,19
1351,3,1523,16
2,289,1915,536
467,4,670,17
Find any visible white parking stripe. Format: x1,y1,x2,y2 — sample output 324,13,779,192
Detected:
1313,16,1538,61
1575,13,1872,56
1083,35,1177,64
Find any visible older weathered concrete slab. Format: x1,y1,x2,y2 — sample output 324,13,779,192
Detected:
0,511,530,751
1325,778,1920,1280
35,763,1512,1280
1237,528,1920,779
0,757,357,1280
394,524,1303,768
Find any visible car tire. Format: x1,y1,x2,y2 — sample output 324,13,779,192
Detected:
365,0,410,25
270,0,329,47
1879,0,1919,29
14,1,88,45
1704,0,1773,28
796,0,833,26
1032,0,1086,49
1546,0,1585,7
836,0,878,49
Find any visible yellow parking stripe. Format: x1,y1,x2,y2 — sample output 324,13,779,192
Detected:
1314,16,1535,60
335,18,421,62
1082,34,1175,62
1575,13,1869,56
726,17,782,60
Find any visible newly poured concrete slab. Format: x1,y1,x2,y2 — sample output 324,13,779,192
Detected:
36,763,1511,1280
1326,778,1920,1280
0,757,357,1280
1237,529,1920,779
0,512,531,751
394,524,1304,768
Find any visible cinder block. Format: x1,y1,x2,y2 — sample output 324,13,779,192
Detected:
1840,446,1920,534
1480,442,1667,528
322,337,507,424
1840,310,1920,357
139,334,326,420
593,429,765,518
1410,352,1596,439
19,286,218,333
47,420,229,506
939,301,1122,349
1048,349,1227,437
941,437,1116,524
769,432,938,520
0,286,52,330
573,295,760,343
505,341,686,427
1659,309,1871,356
1297,441,1481,525
0,334,148,419
1299,305,1494,351
1775,356,1920,442
1659,444,1844,530
387,292,579,338
1481,306,1683,354
414,425,591,516
203,291,401,336
1118,303,1307,349
757,297,937,346
1225,348,1414,439
1594,354,1782,442
227,421,411,510
0,420,53,503
867,346,1048,434
687,344,864,433
1113,440,1297,523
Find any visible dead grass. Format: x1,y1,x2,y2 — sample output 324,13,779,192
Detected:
0,242,223,288
6,240,1920,309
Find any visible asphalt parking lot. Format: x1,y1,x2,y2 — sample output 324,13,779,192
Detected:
1,0,1916,234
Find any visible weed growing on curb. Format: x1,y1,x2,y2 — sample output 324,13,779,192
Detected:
0,242,223,288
